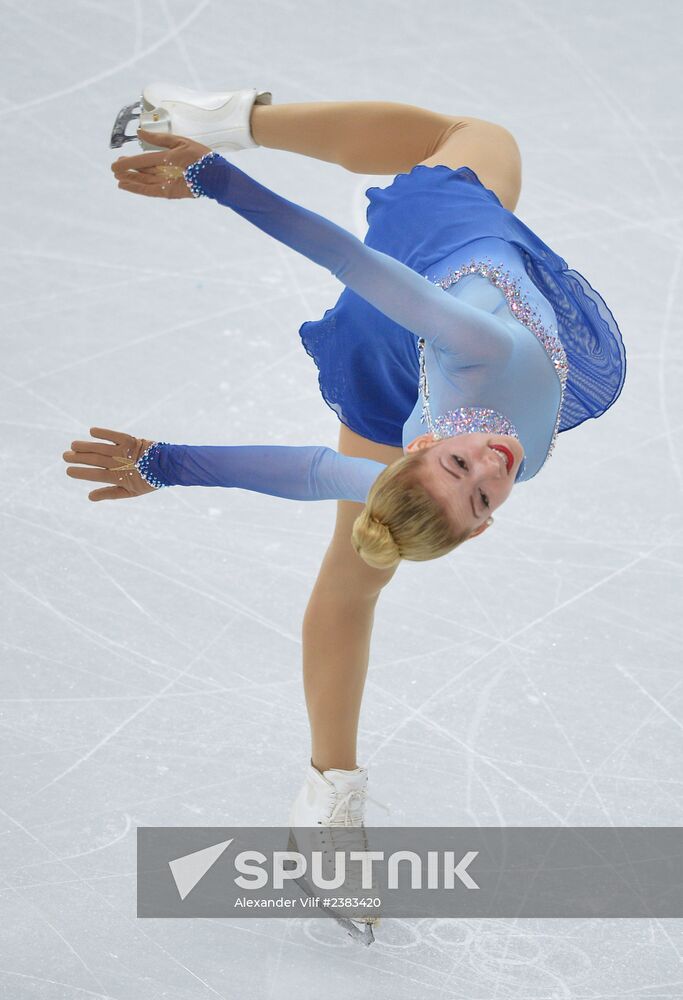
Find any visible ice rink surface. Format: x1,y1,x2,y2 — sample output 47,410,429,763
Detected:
1,0,682,995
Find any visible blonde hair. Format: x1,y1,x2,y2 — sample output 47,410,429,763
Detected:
351,449,473,570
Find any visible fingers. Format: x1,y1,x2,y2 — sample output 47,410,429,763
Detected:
63,449,115,468
111,129,186,174
65,465,117,484
113,162,171,187
111,149,169,173
89,427,132,446
88,486,134,502
115,170,160,186
137,127,186,148
117,178,166,198
63,428,144,499
68,440,113,456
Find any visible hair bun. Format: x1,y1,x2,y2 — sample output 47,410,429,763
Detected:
351,512,401,570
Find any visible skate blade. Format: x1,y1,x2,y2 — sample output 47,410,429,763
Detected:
110,99,143,148
332,913,376,946
293,873,378,947
288,832,379,946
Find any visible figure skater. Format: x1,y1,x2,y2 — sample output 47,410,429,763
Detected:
63,86,626,944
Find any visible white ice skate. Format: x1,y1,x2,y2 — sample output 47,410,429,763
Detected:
110,81,273,152
288,763,380,947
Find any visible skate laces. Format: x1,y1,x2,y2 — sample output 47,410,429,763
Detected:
327,788,366,827
326,787,391,827
289,786,388,920
324,789,369,871
322,787,389,899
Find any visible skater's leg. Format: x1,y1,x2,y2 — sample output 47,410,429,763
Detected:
416,117,522,212
250,100,522,211
302,424,403,773
250,100,466,175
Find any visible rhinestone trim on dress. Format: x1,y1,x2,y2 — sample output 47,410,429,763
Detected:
135,441,171,489
431,407,522,442
418,255,569,472
183,152,222,198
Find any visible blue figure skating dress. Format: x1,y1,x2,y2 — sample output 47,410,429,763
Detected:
138,153,626,504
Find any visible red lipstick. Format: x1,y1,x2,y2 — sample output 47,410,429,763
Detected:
489,444,514,474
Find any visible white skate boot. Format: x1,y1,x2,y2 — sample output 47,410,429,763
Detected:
110,81,273,152
288,763,380,947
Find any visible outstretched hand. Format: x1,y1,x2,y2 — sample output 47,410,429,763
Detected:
63,427,158,501
111,128,213,199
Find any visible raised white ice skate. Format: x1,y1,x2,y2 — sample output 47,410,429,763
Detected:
288,763,380,947
110,82,273,152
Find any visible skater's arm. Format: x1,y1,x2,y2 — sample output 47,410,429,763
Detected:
140,441,387,502
188,154,513,365
63,428,384,503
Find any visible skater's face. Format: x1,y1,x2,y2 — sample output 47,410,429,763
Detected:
404,432,523,538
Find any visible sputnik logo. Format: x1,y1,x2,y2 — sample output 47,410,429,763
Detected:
169,839,234,900
168,838,480,896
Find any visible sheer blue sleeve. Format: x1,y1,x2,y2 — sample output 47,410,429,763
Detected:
185,153,512,364
137,441,387,503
